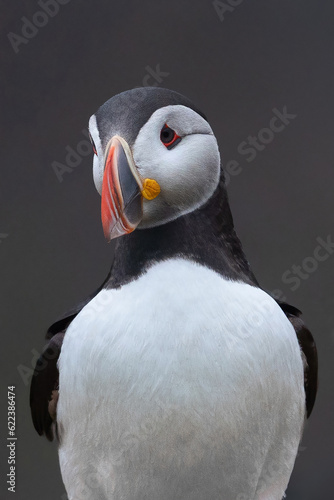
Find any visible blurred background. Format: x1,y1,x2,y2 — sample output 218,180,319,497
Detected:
1,0,333,498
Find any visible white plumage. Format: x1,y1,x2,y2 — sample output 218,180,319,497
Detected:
132,105,220,228
57,258,305,500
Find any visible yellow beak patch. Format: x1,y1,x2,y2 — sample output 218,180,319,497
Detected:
141,178,161,200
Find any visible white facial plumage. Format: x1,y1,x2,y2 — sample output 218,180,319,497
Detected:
89,104,221,229
88,114,104,195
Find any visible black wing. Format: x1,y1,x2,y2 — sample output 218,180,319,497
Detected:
30,332,64,441
277,301,318,418
30,265,113,440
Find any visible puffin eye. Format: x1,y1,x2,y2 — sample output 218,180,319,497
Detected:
160,124,181,150
88,131,98,156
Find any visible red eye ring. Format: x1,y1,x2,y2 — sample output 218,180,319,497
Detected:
160,124,181,149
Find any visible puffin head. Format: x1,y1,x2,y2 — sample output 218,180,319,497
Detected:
88,87,220,241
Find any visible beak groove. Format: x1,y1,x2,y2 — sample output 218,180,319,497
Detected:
101,136,143,241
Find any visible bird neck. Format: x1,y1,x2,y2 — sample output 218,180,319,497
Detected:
106,176,258,289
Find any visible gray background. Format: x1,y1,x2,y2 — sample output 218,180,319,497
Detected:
1,0,333,498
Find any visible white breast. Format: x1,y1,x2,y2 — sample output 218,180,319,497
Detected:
57,258,305,500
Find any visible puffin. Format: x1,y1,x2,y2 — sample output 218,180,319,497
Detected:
30,87,317,500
